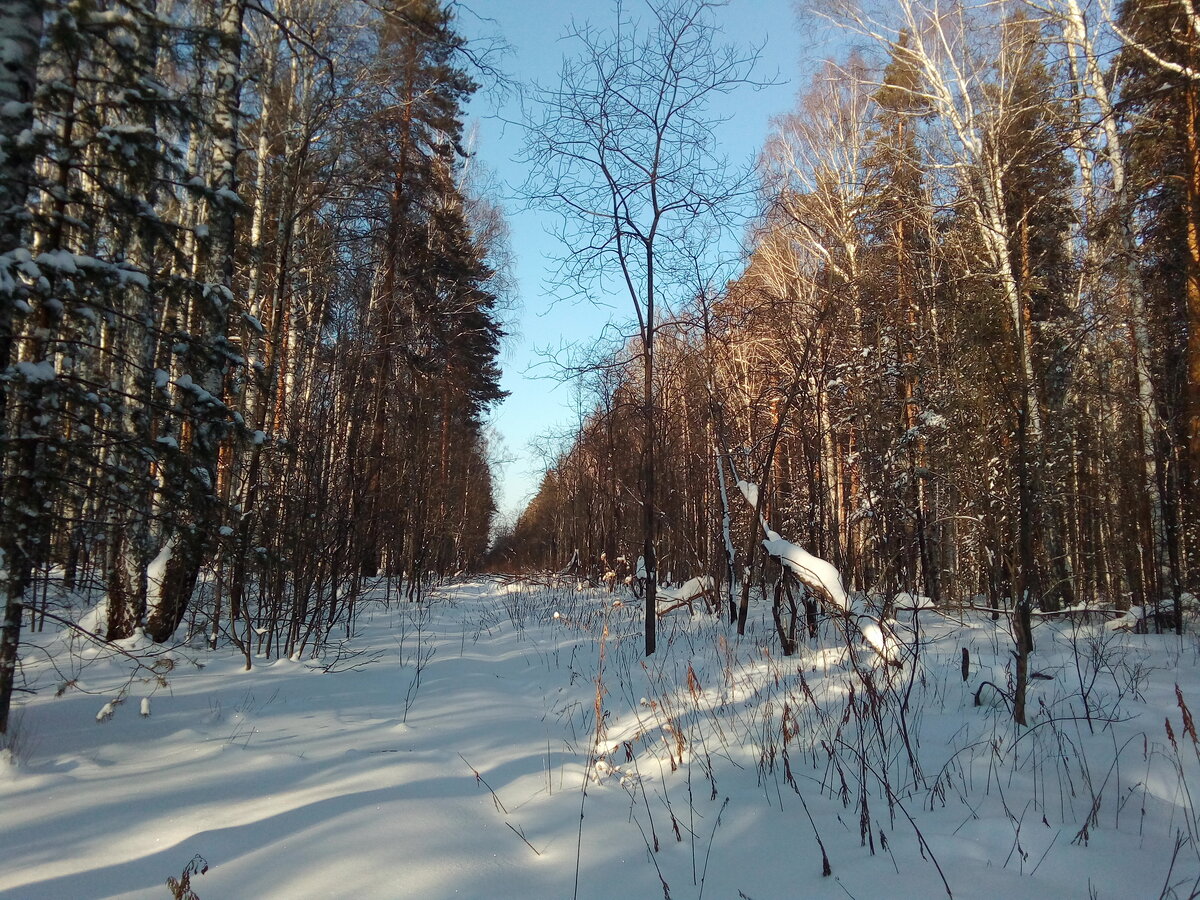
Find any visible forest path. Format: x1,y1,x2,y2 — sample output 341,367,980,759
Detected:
1,579,1194,899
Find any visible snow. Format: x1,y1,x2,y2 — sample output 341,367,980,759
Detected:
894,592,936,610
144,539,174,623
174,373,219,406
656,574,713,603
1107,605,1149,632
3,579,1200,899
14,359,55,383
35,249,82,274
95,698,121,722
115,267,149,289
736,478,758,508
762,529,848,609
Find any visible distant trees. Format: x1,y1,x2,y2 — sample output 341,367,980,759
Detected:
0,0,507,733
508,0,1198,725
1115,0,1199,624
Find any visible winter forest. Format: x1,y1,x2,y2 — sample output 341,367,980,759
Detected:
3,0,1200,897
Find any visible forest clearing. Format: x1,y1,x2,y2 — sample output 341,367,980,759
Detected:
3,576,1199,898
2,0,1200,895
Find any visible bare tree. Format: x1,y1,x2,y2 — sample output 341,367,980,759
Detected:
523,0,761,654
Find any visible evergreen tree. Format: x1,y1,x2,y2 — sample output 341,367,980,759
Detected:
1118,0,1200,589
994,13,1078,612
859,31,939,604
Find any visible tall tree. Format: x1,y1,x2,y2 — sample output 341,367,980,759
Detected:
146,0,247,642
860,32,939,605
524,0,760,655
1117,0,1200,596
0,0,46,734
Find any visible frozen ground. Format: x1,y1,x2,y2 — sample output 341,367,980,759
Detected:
3,579,1200,899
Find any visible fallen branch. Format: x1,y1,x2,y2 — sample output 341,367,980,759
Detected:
505,822,541,856
459,753,508,814
657,576,716,618
737,482,900,665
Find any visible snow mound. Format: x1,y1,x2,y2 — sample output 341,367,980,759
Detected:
657,575,713,603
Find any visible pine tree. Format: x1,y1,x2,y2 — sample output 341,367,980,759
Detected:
1117,0,1200,591
0,0,47,735
994,13,1078,612
860,32,939,605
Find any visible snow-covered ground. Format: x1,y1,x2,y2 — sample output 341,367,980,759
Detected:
3,579,1200,899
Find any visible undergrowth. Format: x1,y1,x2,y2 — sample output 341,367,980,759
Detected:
499,578,1200,898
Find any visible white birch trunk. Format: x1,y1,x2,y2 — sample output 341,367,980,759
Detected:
1056,0,1165,568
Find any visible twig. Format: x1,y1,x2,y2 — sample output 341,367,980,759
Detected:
837,739,954,899
628,804,672,899
574,754,592,900
505,822,541,857
459,753,508,814
783,748,833,876
697,797,729,900
973,680,1012,711
1157,831,1191,900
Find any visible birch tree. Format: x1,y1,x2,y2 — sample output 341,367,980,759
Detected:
813,0,1077,722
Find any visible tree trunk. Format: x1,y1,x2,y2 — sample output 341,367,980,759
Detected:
1185,77,1200,523
147,0,244,643
0,0,46,736
642,261,657,656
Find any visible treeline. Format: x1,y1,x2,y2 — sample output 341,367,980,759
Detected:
0,0,506,729
493,0,1198,626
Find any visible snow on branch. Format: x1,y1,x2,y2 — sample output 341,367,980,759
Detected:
656,575,715,616
761,530,848,610
739,480,899,665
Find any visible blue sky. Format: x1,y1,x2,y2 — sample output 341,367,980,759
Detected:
457,0,821,524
